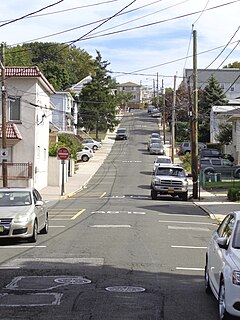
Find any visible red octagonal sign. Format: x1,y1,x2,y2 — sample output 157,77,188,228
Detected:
57,147,70,160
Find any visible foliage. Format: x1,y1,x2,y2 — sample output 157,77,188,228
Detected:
49,133,82,160
198,75,228,142
215,123,232,144
79,51,120,139
5,42,95,91
227,188,240,201
179,153,191,173
175,122,190,142
224,61,240,68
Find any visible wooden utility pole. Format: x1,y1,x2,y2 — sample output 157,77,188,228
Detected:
171,75,177,163
1,43,7,187
191,30,198,199
162,79,166,144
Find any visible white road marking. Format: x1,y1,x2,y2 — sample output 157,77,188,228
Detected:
171,245,207,249
92,211,146,215
168,226,210,231
176,267,205,271
122,160,142,163
49,225,65,228
159,220,214,225
0,246,46,249
90,225,132,228
158,213,211,218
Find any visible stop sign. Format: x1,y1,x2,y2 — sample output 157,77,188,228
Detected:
57,147,70,160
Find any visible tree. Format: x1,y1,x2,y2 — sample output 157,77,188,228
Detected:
224,61,240,68
79,51,119,139
5,42,95,90
215,123,232,144
198,75,228,142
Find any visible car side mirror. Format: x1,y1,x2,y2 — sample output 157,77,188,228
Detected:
187,173,192,177
217,236,228,249
35,200,44,206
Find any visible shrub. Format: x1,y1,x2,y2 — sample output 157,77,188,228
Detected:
227,188,240,201
180,153,191,173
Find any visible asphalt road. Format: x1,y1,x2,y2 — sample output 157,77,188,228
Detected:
0,110,220,319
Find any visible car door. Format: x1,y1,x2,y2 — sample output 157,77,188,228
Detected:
33,189,46,231
209,214,234,293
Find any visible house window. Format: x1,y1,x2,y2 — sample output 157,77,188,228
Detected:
8,96,21,121
220,84,224,89
230,86,234,91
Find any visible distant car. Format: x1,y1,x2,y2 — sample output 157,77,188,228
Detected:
0,187,48,242
147,105,156,113
153,156,172,171
150,132,161,139
147,138,162,151
205,211,240,320
82,138,102,151
177,142,207,155
76,146,94,162
149,142,165,155
115,128,128,140
151,111,161,118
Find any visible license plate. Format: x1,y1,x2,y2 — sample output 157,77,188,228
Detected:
168,187,174,193
0,226,4,232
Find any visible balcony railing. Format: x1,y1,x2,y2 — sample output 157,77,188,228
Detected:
0,162,32,179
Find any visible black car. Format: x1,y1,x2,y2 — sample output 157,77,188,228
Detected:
200,148,223,159
115,128,128,140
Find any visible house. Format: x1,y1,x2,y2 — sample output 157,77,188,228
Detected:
116,81,143,109
69,76,92,96
0,66,55,189
210,99,240,142
50,91,78,135
227,112,240,164
184,68,240,99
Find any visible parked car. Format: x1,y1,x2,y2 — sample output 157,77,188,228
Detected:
115,128,128,140
149,142,165,155
153,156,173,171
150,165,189,201
205,211,240,319
147,105,156,113
82,138,102,150
147,138,162,151
200,148,224,159
150,132,161,140
76,146,94,162
151,111,161,118
177,141,207,155
0,187,48,242
200,157,240,178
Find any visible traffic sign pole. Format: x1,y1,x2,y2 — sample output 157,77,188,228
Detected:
61,160,65,196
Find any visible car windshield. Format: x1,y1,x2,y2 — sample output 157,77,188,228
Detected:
0,191,32,206
117,129,126,133
232,221,240,248
156,168,186,177
151,143,163,148
156,158,171,164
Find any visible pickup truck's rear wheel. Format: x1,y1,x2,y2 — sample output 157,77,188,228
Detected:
151,189,158,200
81,155,89,162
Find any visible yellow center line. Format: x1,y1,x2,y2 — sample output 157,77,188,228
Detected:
99,192,106,199
71,209,86,220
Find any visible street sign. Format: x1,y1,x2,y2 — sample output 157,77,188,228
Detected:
57,147,70,160
1,149,8,160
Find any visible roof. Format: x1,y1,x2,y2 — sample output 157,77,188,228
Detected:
2,66,55,94
184,68,240,84
0,122,22,140
117,81,141,87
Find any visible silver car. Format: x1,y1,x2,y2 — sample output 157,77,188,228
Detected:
0,187,48,242
149,142,165,155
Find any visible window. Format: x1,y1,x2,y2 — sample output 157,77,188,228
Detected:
8,96,21,121
211,159,221,165
230,86,234,91
220,84,224,89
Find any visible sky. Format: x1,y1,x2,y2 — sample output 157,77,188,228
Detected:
0,0,239,88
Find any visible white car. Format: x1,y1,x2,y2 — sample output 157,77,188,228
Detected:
0,187,48,243
205,211,240,319
76,146,94,162
153,156,172,171
82,138,102,150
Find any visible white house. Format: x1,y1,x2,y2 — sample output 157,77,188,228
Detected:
50,91,77,135
0,66,55,189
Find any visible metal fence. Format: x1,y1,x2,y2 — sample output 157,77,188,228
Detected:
0,162,32,179
200,170,240,189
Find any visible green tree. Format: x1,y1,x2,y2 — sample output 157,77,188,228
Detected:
5,42,95,90
215,123,232,144
79,51,119,139
224,61,240,68
198,75,228,142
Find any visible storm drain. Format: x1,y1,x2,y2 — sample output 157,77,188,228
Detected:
54,277,91,285
105,286,145,293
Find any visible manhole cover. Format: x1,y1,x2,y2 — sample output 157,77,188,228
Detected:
105,286,145,293
54,277,91,285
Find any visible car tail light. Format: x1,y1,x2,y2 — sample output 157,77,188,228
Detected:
232,271,240,285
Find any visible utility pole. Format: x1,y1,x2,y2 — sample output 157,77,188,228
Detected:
1,43,7,187
162,79,166,144
191,30,198,199
156,72,159,108
171,75,177,163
